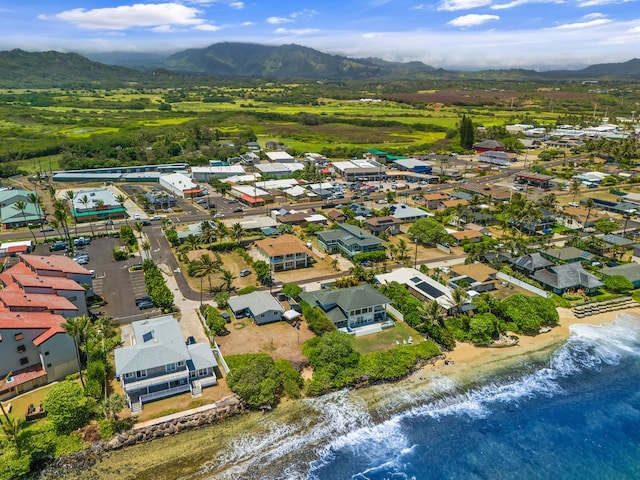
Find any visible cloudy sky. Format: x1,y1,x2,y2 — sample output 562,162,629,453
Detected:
2,1,639,70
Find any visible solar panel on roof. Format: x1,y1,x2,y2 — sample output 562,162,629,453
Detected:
410,276,422,283
142,331,154,343
414,281,445,298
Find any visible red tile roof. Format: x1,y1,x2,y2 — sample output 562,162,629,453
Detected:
0,311,67,347
0,285,78,312
1,262,84,291
0,364,46,392
19,254,92,276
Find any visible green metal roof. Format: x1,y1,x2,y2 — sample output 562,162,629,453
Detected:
71,207,126,218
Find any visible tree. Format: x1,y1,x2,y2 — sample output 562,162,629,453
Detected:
594,218,618,235
451,288,469,316
459,114,475,150
43,381,94,434
469,313,499,345
99,393,127,420
396,238,408,260
603,275,634,293
419,299,445,328
192,253,219,292
221,269,236,291
79,195,95,236
62,315,90,388
115,194,128,225
583,198,595,232
199,220,217,244
12,200,37,242
215,291,230,309
408,218,450,246
141,240,151,260
570,179,581,203
282,284,303,300
254,260,272,285
134,221,144,240
230,222,244,243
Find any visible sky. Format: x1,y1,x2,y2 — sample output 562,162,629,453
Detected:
1,1,639,70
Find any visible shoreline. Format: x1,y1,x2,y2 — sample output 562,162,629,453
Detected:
417,306,638,383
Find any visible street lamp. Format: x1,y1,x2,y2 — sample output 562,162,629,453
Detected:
414,238,419,269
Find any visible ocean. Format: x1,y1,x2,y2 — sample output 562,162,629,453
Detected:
191,312,640,480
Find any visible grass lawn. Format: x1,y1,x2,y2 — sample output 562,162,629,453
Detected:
180,249,256,293
353,321,423,354
1,380,78,422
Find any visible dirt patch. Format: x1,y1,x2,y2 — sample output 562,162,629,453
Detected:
216,319,315,365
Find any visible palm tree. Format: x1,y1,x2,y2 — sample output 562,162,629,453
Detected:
79,195,95,236
182,234,202,252
397,238,408,260
570,179,581,203
388,244,398,262
115,194,128,225
65,190,79,238
583,198,595,233
53,202,72,250
451,288,469,316
133,221,144,241
13,200,37,242
230,222,244,243
62,315,90,388
1,372,23,456
221,269,236,291
27,192,44,223
199,220,217,244
216,221,229,242
192,254,219,292
141,240,151,260
49,219,61,237
419,299,445,328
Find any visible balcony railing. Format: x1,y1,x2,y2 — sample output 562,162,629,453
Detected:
122,367,189,393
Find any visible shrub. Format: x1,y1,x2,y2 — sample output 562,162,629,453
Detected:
238,285,258,296
43,381,95,434
603,275,634,293
299,301,336,335
113,246,129,261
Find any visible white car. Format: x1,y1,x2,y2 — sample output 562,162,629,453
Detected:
133,213,141,220
214,213,225,219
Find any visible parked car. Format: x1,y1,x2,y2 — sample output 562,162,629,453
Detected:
133,213,141,220
227,199,239,204
135,295,152,306
73,255,89,265
49,240,67,252
141,221,151,226
74,237,91,246
214,213,225,219
150,215,162,221
221,312,231,323
138,300,154,310
40,226,54,232
240,269,251,277
233,207,244,213
196,199,207,205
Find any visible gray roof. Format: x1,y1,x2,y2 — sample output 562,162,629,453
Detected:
300,284,391,314
533,263,603,290
512,253,554,272
599,234,635,247
316,223,384,249
542,246,594,262
390,203,430,220
227,291,284,317
600,263,640,283
187,343,218,370
115,316,190,375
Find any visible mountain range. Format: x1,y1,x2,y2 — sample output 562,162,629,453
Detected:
1,42,639,88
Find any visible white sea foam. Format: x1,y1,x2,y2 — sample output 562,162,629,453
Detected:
308,311,640,479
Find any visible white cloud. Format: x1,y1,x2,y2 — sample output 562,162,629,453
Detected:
555,18,611,29
230,2,244,9
491,0,529,10
194,24,223,31
290,10,318,19
42,3,204,30
274,28,319,35
438,0,493,11
448,14,500,27
579,0,632,5
241,21,256,26
412,4,427,9
266,16,292,24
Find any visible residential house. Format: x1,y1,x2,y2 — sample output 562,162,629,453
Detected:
390,204,431,223
265,151,295,163
159,173,203,199
541,247,595,264
533,263,603,294
600,263,640,288
348,203,373,218
0,283,78,318
423,192,450,210
316,223,385,258
507,252,554,275
227,291,284,325
441,198,469,211
450,229,484,245
255,234,314,271
0,311,76,400
300,284,391,334
458,183,511,204
325,209,347,223
598,234,636,252
556,206,604,231
376,268,471,315
276,211,328,226
473,139,505,153
114,316,218,412
448,263,497,293
364,216,402,236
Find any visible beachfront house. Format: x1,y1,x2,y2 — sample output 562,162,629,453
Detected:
114,316,218,414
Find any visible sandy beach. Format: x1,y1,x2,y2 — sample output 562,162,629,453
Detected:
422,306,640,383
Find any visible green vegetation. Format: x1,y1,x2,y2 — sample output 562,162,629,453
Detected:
142,259,175,311
200,304,228,336
225,354,303,409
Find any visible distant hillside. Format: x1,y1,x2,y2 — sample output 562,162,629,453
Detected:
574,58,640,78
0,49,152,88
160,42,435,79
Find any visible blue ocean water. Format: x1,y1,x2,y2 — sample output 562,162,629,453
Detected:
307,313,640,480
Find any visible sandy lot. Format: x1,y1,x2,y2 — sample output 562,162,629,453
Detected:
216,318,316,366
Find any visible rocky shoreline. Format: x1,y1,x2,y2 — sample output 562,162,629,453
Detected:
36,395,246,479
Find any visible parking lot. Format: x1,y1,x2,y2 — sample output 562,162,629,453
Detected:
36,236,159,322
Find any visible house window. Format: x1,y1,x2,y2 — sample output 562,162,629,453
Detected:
198,368,208,376
136,370,147,379
44,351,50,356
14,333,24,341
17,345,26,353
46,363,52,368
166,363,176,373
19,357,28,365
124,372,134,379
177,360,185,367
68,296,77,302
190,370,196,378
